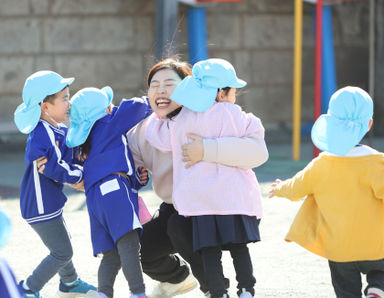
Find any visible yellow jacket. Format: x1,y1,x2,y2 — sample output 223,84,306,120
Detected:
274,152,384,262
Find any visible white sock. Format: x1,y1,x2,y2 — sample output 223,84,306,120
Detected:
63,278,78,286
22,280,30,290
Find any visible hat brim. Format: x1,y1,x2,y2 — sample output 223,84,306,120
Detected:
171,76,217,112
66,120,94,148
231,78,247,88
101,86,114,104
14,103,42,134
311,114,366,156
48,77,75,96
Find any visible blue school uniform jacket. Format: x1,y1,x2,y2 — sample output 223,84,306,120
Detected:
83,97,151,192
20,120,83,224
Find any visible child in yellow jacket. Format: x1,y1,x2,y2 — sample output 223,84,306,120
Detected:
270,86,384,298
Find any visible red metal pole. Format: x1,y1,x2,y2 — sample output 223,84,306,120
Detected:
314,0,323,157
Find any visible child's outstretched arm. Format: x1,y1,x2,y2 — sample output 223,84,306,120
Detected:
111,96,152,134
269,160,316,201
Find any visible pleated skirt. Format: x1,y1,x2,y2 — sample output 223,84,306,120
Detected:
191,214,261,252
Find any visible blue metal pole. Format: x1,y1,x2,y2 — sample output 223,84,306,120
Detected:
321,5,337,113
187,7,208,64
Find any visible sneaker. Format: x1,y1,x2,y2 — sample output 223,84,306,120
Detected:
367,287,384,298
84,291,109,298
19,280,42,298
57,278,97,297
239,288,252,298
130,294,148,298
150,272,198,297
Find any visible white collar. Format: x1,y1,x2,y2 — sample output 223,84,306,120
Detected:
324,145,379,157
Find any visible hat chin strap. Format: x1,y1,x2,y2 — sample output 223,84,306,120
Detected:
44,111,59,127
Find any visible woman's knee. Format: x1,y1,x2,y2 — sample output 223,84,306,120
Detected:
167,214,192,245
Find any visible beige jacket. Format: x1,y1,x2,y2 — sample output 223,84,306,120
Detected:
127,116,269,204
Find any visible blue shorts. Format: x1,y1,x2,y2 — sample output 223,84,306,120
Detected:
86,174,142,256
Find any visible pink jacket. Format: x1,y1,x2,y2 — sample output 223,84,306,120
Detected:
145,102,263,218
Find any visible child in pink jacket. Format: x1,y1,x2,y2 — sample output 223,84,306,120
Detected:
145,58,267,298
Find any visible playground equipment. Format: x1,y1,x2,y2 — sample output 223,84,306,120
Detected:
292,0,376,160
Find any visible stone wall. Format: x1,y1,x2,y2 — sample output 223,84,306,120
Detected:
0,0,370,135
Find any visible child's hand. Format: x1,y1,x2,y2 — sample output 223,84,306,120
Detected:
68,181,85,192
35,156,48,174
138,167,149,185
182,134,204,169
269,179,282,198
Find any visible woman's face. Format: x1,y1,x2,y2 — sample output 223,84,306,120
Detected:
148,69,182,119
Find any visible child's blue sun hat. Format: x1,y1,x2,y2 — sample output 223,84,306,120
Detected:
311,86,373,156
66,86,113,148
171,58,247,112
0,209,11,249
14,71,75,134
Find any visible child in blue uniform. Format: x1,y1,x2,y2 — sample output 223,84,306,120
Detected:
0,208,23,298
14,71,96,298
66,87,151,298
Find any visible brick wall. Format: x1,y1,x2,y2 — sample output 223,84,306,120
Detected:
0,0,370,134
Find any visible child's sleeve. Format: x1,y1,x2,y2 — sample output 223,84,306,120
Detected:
144,114,172,152
203,103,268,169
112,96,152,133
28,136,83,184
371,160,384,200
274,160,316,201
0,257,23,297
203,134,268,169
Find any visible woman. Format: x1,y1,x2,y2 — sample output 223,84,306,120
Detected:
127,57,269,297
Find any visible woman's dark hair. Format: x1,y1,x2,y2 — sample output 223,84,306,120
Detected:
147,57,192,87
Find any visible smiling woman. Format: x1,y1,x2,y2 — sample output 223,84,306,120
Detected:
126,57,269,297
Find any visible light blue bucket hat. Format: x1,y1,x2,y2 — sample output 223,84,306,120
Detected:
14,71,75,134
0,209,11,249
171,58,247,112
311,86,373,156
66,86,113,148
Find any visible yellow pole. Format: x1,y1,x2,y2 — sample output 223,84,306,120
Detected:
293,0,303,160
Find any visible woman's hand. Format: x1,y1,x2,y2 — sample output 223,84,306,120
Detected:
36,156,48,174
181,134,204,169
269,179,282,198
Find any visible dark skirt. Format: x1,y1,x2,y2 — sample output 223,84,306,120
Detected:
191,214,261,252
